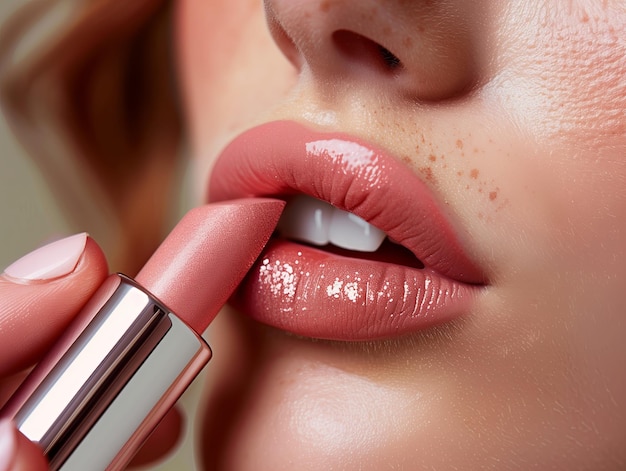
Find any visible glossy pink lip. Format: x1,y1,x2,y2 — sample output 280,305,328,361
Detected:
209,120,486,340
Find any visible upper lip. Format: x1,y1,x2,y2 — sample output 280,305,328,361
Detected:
208,120,486,285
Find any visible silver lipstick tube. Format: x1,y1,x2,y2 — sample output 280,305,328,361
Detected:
3,274,211,471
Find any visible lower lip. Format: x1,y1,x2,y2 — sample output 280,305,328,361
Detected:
233,239,480,341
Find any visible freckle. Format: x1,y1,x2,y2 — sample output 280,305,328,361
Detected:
489,191,498,201
429,154,437,162
478,188,483,193
470,169,479,179
473,148,479,154
403,36,412,48
456,139,463,149
440,154,445,160
402,155,411,164
465,185,470,190
457,171,463,176
383,25,391,35
419,167,435,183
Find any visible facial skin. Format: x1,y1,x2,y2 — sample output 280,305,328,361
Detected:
175,1,626,469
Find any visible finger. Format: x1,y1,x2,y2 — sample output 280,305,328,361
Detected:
0,234,108,377
0,419,48,471
128,406,184,468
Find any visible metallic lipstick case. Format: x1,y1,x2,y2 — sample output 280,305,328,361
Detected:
3,274,211,470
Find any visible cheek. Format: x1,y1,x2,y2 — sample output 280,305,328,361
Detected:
489,3,626,276
495,4,626,149
490,5,626,445
544,31,626,151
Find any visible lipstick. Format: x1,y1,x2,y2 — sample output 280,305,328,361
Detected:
1,198,284,471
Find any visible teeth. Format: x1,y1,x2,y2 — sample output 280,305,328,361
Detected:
277,195,386,252
328,209,386,252
277,195,333,245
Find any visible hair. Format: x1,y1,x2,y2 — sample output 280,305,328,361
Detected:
0,0,183,273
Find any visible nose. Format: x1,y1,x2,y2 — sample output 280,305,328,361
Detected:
265,0,480,102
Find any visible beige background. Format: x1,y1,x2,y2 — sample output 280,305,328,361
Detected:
0,3,202,469
0,0,70,269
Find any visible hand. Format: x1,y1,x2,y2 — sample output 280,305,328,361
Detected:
0,233,107,470
0,234,181,470
0,419,48,471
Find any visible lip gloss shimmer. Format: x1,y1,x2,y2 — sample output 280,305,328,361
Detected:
1,198,284,471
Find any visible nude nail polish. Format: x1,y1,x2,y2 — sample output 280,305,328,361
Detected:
3,233,88,281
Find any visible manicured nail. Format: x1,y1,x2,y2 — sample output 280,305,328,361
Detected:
0,419,17,471
3,233,88,281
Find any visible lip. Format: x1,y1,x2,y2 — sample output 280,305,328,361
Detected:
208,120,486,340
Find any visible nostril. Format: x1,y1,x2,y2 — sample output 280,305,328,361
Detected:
377,45,402,70
332,30,404,74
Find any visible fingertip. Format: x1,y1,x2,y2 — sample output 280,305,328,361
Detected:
13,429,48,471
73,236,109,288
0,235,110,376
0,419,48,471
1,234,108,286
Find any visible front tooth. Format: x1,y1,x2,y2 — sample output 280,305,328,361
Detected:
328,208,386,252
277,195,333,245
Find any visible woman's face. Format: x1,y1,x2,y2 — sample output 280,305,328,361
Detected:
175,1,626,469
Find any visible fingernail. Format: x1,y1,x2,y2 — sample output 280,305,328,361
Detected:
0,419,17,471
3,233,88,281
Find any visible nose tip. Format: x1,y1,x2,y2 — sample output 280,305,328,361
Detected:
265,0,479,101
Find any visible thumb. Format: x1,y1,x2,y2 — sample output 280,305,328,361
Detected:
0,233,108,377
0,419,48,471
